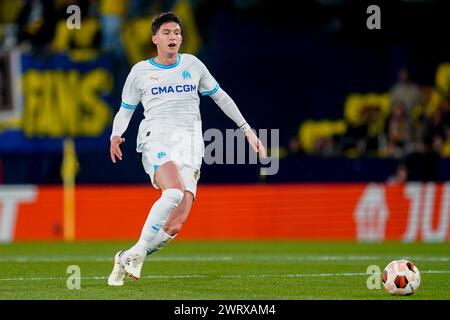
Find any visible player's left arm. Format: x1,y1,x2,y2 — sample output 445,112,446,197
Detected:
196,56,266,158
209,88,266,158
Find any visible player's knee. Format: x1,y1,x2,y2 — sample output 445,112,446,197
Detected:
162,188,184,209
160,178,184,192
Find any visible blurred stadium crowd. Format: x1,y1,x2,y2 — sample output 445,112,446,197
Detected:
1,0,151,51
0,0,450,184
0,0,178,65
295,68,450,160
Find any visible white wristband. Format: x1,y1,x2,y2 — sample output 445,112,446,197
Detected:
240,123,251,132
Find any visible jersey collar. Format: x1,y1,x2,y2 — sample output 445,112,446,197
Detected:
148,54,181,69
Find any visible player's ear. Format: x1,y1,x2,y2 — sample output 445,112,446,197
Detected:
152,35,157,45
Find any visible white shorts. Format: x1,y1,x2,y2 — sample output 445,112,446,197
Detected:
140,131,202,198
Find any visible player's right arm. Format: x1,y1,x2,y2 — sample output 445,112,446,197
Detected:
110,64,141,163
110,107,134,163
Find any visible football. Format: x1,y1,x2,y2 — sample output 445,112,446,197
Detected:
382,259,421,296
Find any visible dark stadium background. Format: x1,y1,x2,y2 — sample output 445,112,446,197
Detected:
1,0,449,185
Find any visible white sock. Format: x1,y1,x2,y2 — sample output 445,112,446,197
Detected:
146,228,176,255
121,188,183,263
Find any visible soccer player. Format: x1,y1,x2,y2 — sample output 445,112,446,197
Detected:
108,12,266,286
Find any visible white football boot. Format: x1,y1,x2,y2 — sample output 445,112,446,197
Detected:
124,252,145,279
107,250,126,286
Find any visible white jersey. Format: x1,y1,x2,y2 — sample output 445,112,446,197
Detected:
120,53,219,152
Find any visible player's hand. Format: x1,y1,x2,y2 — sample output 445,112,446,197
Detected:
110,136,125,163
245,129,267,159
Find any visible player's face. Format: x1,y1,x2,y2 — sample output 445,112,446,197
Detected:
152,22,182,55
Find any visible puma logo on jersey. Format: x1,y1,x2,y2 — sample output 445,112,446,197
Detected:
150,76,158,81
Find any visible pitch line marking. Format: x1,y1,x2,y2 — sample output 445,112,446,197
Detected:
0,270,449,282
0,255,449,262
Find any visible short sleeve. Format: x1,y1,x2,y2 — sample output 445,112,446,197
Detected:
121,67,141,110
196,58,220,96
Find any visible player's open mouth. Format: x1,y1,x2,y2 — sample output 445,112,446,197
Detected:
168,43,176,48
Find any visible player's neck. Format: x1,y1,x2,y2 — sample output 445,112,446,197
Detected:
154,53,179,66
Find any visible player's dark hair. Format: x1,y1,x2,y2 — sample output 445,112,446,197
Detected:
151,12,181,35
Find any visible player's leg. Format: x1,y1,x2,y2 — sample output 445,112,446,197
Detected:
109,160,184,285
145,190,194,255
144,165,199,255
121,161,184,279
133,161,185,254
131,161,184,254
164,190,194,235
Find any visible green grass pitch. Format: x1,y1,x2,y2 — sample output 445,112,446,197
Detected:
0,241,449,300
